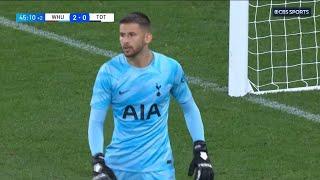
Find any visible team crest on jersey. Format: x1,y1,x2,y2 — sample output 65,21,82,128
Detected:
156,83,161,96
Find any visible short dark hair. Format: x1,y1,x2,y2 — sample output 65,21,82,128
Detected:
119,12,151,30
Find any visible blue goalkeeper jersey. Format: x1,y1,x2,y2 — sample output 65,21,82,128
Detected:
90,51,192,172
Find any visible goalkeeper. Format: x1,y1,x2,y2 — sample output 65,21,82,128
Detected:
88,12,214,180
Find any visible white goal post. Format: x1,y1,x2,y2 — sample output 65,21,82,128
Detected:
228,0,320,96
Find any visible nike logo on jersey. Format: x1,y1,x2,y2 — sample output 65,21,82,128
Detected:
119,90,129,95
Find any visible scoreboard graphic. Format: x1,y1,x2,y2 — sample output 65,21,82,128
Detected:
16,13,114,23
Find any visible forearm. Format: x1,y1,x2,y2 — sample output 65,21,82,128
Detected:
88,108,107,155
180,98,205,142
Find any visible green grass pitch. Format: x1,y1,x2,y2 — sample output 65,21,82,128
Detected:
0,1,320,179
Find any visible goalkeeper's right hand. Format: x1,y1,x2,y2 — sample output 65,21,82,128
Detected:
92,153,117,180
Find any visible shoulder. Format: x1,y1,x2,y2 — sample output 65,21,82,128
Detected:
99,54,127,75
153,52,182,71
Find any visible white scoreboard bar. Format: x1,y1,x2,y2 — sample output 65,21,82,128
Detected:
45,13,70,22
89,13,114,22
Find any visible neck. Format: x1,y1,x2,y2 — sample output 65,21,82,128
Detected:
127,47,153,68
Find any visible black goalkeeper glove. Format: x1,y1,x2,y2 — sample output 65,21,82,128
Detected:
92,153,117,180
188,140,214,180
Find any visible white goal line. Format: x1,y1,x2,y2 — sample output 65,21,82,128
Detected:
250,86,320,95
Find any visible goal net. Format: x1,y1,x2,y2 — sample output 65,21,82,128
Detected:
228,0,320,96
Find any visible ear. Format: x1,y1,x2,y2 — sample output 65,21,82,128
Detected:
145,32,153,44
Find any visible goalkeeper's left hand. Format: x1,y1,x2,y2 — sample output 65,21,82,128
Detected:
92,153,117,180
188,140,214,180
